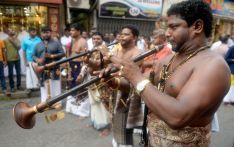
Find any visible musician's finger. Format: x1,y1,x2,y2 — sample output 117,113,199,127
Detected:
93,70,100,76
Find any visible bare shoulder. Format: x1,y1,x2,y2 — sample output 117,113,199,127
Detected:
192,51,230,98
196,51,230,74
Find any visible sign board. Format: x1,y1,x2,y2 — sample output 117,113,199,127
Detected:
204,0,234,19
99,0,163,21
5,0,62,4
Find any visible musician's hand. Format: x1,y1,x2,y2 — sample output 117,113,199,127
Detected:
36,58,44,64
97,44,109,56
112,58,144,86
94,63,115,78
45,53,55,59
76,75,83,84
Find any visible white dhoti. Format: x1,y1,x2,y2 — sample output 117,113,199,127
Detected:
223,75,234,103
211,112,220,132
88,85,110,130
65,95,90,117
26,62,39,89
40,79,61,102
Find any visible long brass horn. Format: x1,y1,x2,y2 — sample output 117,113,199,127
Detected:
32,41,119,73
13,44,164,129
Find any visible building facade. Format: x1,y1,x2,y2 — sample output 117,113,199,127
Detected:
0,0,65,37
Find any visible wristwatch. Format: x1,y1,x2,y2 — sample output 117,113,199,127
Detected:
135,79,150,95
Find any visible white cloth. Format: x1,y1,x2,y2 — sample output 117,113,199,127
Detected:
26,62,39,89
18,31,29,75
60,35,72,52
88,85,110,130
17,31,29,43
211,112,220,132
40,79,61,102
112,139,133,147
223,85,234,103
65,95,90,117
87,38,93,51
19,49,26,75
210,41,221,51
0,32,8,40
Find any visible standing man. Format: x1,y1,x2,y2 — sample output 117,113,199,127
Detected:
84,32,111,136
4,29,22,92
33,26,65,102
142,29,173,77
98,25,144,146
69,23,87,88
22,27,42,94
60,27,71,53
102,1,230,146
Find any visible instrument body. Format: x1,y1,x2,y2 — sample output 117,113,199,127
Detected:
13,44,164,129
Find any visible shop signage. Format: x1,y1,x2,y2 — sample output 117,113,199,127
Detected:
99,0,162,21
5,0,62,4
204,0,234,19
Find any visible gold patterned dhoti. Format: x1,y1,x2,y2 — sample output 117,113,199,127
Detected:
148,113,211,147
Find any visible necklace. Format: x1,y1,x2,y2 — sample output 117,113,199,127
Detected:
157,45,209,92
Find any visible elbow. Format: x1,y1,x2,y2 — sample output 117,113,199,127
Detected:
166,117,188,129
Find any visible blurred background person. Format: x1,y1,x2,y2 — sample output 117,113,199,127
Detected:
22,27,42,95
4,29,22,92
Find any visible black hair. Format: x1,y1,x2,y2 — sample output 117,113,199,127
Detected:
92,32,104,40
41,26,51,32
64,27,70,31
121,24,139,37
28,27,36,32
167,0,213,37
219,34,228,44
113,30,119,38
70,23,84,32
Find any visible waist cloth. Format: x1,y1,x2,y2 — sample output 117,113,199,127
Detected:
147,113,211,147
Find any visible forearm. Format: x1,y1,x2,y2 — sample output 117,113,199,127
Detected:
53,53,65,59
142,60,154,68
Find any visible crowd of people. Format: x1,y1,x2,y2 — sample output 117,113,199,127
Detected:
1,0,234,146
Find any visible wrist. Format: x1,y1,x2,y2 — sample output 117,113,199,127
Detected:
135,79,151,95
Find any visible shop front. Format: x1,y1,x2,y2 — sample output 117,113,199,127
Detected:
0,0,64,38
205,0,234,41
97,0,163,36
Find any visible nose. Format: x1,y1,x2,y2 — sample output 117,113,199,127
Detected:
165,28,171,38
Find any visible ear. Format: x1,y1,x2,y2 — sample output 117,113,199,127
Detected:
192,19,204,35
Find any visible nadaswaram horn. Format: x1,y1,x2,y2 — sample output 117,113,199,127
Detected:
32,41,119,73
13,44,164,129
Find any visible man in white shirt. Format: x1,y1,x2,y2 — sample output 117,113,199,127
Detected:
60,28,72,53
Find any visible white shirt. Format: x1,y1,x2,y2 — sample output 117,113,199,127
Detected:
61,35,72,46
87,38,93,51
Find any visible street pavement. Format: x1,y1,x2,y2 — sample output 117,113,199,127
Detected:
0,97,234,147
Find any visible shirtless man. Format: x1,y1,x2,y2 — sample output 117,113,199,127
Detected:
98,25,143,147
69,23,88,88
101,1,230,146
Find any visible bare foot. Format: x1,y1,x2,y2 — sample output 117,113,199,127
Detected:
99,128,111,137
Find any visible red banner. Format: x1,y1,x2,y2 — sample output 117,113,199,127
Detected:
6,0,62,4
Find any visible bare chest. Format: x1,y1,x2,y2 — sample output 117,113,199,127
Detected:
71,41,82,54
158,62,195,98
